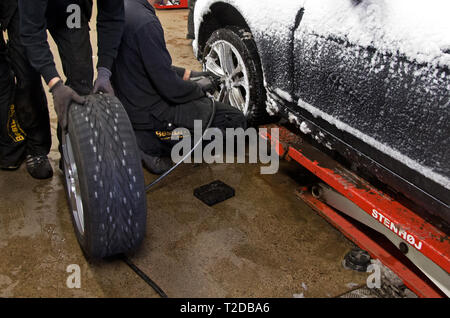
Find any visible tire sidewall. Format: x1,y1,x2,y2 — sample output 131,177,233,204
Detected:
65,104,95,257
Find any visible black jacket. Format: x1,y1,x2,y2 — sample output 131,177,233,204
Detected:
18,0,124,83
112,0,204,130
0,0,17,30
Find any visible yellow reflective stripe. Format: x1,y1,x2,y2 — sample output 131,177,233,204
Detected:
7,104,26,142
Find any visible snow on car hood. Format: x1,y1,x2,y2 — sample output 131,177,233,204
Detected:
195,0,450,68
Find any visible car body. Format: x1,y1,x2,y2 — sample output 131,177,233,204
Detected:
189,0,450,224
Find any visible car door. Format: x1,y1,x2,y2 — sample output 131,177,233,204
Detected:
245,0,304,99
292,0,450,209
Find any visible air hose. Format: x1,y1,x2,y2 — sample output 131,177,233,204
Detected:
121,254,168,298
144,97,217,192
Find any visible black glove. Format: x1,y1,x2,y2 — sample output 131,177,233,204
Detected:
50,80,85,131
93,67,115,95
190,70,221,85
192,76,218,95
190,70,221,94
190,70,217,79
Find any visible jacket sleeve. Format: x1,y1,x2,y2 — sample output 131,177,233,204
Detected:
136,21,204,105
96,0,125,71
18,0,59,83
172,66,186,78
0,0,18,31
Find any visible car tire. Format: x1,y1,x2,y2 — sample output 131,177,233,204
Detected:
62,94,147,259
203,26,270,126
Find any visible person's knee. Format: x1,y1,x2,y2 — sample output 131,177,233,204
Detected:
213,101,247,130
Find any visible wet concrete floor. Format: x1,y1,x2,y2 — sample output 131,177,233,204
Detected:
0,9,368,297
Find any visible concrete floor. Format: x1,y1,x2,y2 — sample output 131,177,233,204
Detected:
0,9,369,298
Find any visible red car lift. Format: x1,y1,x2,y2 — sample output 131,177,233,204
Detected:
260,124,450,298
154,0,188,9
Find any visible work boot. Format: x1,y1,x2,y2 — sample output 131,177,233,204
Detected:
140,151,173,175
26,154,53,179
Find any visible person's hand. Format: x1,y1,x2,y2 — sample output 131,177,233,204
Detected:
50,80,85,131
192,76,218,95
93,67,115,95
190,70,220,82
189,70,221,94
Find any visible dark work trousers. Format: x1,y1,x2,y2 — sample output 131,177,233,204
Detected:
49,21,93,96
52,15,94,159
0,10,50,168
0,35,21,167
134,98,247,157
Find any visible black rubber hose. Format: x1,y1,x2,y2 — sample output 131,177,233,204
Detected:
121,254,168,298
145,98,217,192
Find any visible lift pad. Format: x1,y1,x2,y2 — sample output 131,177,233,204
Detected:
260,124,450,298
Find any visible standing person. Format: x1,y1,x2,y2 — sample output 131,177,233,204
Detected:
0,0,52,179
112,0,246,174
18,0,125,167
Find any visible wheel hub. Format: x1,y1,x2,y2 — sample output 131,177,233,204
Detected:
204,40,250,115
225,77,232,90
62,133,85,235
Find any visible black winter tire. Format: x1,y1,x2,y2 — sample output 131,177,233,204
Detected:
62,94,147,259
203,26,269,126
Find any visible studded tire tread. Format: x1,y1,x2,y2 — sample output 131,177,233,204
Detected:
65,94,147,259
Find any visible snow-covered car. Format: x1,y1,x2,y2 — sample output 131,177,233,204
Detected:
190,0,450,224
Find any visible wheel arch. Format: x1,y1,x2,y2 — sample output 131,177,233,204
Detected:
196,2,252,59
196,2,274,125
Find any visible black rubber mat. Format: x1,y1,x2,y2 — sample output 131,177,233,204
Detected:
194,180,235,206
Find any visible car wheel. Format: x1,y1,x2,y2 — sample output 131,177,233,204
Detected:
62,94,147,259
203,26,269,126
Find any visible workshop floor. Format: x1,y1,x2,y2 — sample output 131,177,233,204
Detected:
0,9,369,297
